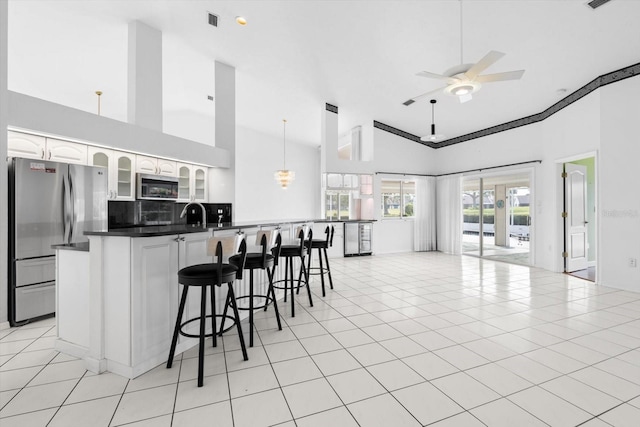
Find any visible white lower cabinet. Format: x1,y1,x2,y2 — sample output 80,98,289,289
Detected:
129,232,212,368
130,235,180,366
178,232,217,339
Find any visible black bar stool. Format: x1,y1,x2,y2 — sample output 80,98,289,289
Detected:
226,231,283,347
271,227,313,317
306,225,335,297
167,235,248,387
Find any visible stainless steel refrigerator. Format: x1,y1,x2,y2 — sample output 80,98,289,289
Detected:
8,157,108,326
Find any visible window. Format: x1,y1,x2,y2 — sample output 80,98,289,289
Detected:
325,191,350,220
381,180,415,218
323,173,370,220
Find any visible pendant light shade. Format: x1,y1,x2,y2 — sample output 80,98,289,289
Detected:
274,119,295,189
420,99,445,142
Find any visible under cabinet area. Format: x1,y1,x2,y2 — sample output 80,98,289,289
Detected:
88,147,135,200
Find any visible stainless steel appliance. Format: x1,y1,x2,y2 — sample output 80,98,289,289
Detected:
344,222,373,256
8,157,108,325
137,174,179,201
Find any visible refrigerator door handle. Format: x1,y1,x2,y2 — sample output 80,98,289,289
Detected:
69,171,76,243
62,173,70,243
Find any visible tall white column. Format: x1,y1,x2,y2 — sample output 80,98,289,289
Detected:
211,61,236,216
321,103,339,174
0,0,9,327
127,21,163,131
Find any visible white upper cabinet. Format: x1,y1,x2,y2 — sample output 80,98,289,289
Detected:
46,138,88,164
177,163,208,202
7,131,46,159
8,132,87,164
136,155,177,177
193,166,208,202
177,164,191,202
135,155,158,175
88,147,135,200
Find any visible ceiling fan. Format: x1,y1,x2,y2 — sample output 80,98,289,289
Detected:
403,50,525,106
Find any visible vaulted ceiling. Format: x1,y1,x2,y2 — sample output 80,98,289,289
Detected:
7,0,640,147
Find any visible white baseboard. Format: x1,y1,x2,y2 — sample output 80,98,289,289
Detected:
588,261,596,268
0,321,10,331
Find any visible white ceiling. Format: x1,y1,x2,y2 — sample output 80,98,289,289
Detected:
7,0,640,147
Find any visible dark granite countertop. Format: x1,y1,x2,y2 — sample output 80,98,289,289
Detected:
52,242,90,252
85,219,376,237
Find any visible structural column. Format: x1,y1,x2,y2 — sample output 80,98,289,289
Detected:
127,20,163,131
211,61,236,216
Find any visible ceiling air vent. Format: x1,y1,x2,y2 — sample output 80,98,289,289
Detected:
208,13,219,27
587,0,612,9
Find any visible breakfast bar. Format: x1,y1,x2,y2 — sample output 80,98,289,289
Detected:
53,220,356,379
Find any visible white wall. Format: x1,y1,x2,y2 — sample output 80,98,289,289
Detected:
235,126,320,222
164,109,215,147
369,129,436,254
435,89,602,274
598,77,640,291
434,77,640,292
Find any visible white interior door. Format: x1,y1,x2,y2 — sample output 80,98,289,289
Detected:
565,163,588,272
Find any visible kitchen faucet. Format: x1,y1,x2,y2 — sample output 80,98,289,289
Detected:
179,202,207,227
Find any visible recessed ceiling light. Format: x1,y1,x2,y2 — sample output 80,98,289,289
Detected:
235,16,247,26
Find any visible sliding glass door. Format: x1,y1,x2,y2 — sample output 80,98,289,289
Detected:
462,172,532,265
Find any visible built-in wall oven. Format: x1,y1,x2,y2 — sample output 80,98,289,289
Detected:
137,174,179,201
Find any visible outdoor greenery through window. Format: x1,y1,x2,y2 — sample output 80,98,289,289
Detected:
381,180,415,218
325,192,350,220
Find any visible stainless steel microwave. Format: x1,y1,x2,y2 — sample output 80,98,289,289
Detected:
136,174,179,201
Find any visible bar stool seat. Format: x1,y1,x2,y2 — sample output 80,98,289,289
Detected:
167,236,248,387
270,227,313,317
227,231,283,347
306,225,335,297
178,263,239,284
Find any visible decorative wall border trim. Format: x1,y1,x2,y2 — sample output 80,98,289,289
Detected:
325,103,338,114
376,62,640,149
373,120,425,145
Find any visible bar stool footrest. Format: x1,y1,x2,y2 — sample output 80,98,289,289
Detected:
235,294,273,311
178,314,238,339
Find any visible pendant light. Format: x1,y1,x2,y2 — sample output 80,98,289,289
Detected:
420,99,445,142
274,119,295,189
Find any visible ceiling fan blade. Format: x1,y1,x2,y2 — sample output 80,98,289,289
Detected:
464,50,505,80
403,86,447,106
416,71,459,85
475,70,525,83
459,93,473,103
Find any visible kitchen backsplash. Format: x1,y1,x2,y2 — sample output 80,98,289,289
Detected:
108,201,232,228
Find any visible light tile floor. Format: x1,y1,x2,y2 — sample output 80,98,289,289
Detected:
2,252,640,426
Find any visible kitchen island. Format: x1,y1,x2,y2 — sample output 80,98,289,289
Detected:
53,219,358,378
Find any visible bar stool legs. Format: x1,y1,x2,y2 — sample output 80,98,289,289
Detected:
307,246,334,297
168,282,247,387
285,255,312,317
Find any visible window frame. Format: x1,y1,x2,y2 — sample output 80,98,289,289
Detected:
380,179,415,220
